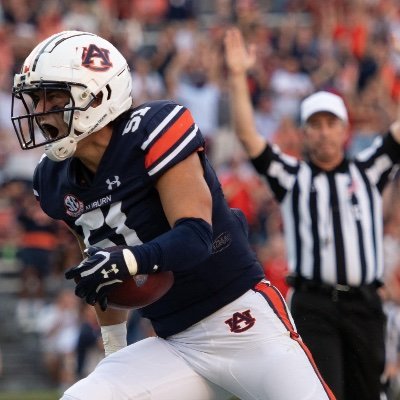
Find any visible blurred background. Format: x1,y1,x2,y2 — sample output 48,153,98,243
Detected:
2,0,400,399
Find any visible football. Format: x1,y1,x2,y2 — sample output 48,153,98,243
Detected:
107,271,174,309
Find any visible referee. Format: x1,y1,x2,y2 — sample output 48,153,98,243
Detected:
225,28,400,400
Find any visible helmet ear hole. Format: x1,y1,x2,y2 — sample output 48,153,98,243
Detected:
92,91,104,108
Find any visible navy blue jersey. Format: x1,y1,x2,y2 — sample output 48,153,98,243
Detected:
33,100,264,337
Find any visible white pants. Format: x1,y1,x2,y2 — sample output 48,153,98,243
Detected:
61,281,334,400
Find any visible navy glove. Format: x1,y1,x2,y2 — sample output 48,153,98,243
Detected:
65,246,138,311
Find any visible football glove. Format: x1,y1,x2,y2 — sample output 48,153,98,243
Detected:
65,246,138,310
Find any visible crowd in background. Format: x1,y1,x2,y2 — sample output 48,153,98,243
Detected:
2,0,400,397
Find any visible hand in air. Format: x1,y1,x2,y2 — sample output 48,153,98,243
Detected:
224,27,257,76
65,246,137,311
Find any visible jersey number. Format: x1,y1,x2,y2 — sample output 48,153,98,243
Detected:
122,107,151,135
75,202,143,248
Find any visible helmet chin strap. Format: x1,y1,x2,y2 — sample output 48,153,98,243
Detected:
45,136,77,162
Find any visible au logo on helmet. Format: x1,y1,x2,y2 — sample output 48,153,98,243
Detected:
82,44,113,72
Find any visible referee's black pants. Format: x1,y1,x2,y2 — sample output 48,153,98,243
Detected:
289,286,386,400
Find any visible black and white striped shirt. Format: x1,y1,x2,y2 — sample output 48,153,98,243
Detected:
252,133,400,287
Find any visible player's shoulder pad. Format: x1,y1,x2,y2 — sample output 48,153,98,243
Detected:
127,100,203,179
137,100,178,123
139,100,197,149
140,99,186,129
119,100,179,137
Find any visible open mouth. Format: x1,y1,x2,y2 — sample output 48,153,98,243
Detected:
41,123,60,140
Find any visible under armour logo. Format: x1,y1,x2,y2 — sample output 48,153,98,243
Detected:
101,264,119,279
225,310,256,333
106,176,121,190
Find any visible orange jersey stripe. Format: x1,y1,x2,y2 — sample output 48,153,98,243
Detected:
145,110,194,168
254,281,336,399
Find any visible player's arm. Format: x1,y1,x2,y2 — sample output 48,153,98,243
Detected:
224,27,267,159
155,152,212,227
66,224,129,356
123,151,213,275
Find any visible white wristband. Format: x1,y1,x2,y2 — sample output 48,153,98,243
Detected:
101,321,127,357
123,248,138,275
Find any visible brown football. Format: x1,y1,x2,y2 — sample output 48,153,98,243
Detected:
75,246,174,309
107,271,174,309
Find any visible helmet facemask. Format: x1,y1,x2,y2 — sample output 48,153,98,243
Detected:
11,82,93,150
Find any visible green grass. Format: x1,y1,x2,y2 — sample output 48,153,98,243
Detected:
0,391,60,400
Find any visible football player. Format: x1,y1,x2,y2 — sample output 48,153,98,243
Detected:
11,31,335,399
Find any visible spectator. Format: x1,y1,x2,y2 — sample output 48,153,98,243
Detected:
253,90,280,141
62,0,99,33
218,154,259,229
130,52,166,104
269,53,314,119
12,181,59,331
165,33,222,156
257,233,289,298
75,304,103,380
36,289,80,391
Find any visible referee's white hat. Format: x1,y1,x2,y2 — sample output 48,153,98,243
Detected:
300,91,348,124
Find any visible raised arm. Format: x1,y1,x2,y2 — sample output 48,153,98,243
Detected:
224,28,267,158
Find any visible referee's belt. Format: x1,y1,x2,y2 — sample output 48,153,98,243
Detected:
286,276,382,301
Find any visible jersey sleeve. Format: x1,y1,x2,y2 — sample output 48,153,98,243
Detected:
140,102,205,180
355,132,400,192
251,143,300,202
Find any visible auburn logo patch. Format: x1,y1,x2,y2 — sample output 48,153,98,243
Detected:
225,310,256,333
82,44,113,71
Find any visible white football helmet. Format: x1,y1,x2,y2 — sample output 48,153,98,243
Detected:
11,31,133,161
